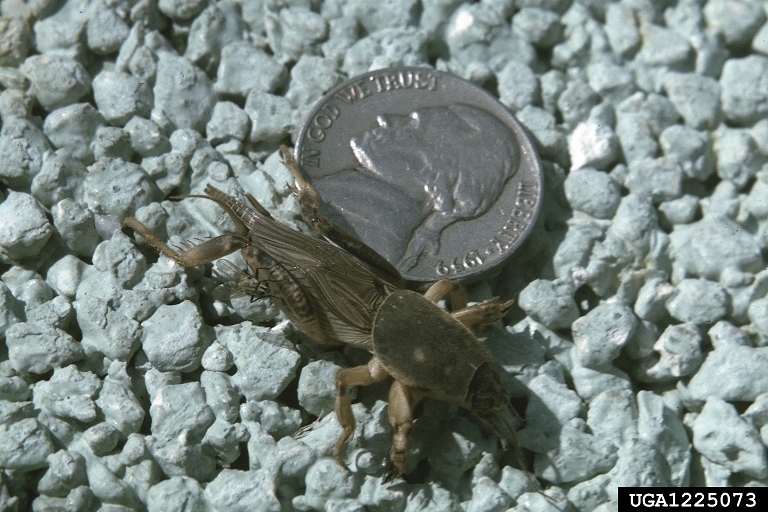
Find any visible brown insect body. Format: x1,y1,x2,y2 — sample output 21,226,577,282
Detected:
122,147,517,480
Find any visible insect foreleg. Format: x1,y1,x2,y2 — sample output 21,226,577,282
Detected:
450,297,515,328
422,279,514,328
333,357,390,468
280,145,404,288
384,380,424,481
423,279,468,309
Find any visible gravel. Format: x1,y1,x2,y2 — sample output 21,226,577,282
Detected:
1,0,768,510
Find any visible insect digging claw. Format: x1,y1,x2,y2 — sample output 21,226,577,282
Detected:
382,457,401,483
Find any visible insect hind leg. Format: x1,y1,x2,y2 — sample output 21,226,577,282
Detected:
123,217,247,267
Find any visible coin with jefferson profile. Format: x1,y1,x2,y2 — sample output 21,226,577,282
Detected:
294,67,542,284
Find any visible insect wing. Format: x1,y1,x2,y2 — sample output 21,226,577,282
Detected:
215,259,247,280
201,184,395,342
250,218,395,332
213,259,257,300
213,282,249,301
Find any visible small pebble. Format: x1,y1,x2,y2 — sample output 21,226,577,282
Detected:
97,361,145,436
497,60,539,112
50,200,100,259
604,3,640,57
427,416,493,491
37,450,88,497
639,23,693,68
266,6,328,65
567,474,611,512
572,301,638,369
646,323,704,380
84,158,163,218
659,125,714,181
150,382,215,443
707,320,752,350
0,191,53,262
93,126,133,161
720,55,768,125
746,168,768,217
692,397,767,479
688,345,768,401
146,476,208,512
669,215,763,281
125,116,171,157
515,105,567,163
203,418,249,464
568,121,619,171
586,389,637,449
743,393,768,429
636,391,691,486
43,102,105,164
540,69,566,115
665,279,729,325
0,87,32,121
753,22,768,55
6,322,83,374
0,416,55,470
153,54,215,133
206,101,251,145
294,458,359,511
551,24,590,69
141,301,212,373
657,195,700,226
466,476,512,512
83,422,120,456
607,437,672,493
216,323,301,401
297,357,349,417
200,341,234,373
692,32,730,78
245,91,294,144
712,126,766,188
86,461,141,508
564,167,621,218
214,42,287,98
517,278,579,330
512,7,564,49
747,297,768,346
0,17,31,66
285,55,342,108
343,0,420,34
158,0,207,21
34,364,101,423
517,373,585,453
615,111,658,163
0,117,51,188
571,358,632,402
662,72,721,130
31,150,86,207
350,27,430,75
200,371,239,423
702,0,766,49
86,9,130,55
534,421,618,484
557,80,599,127
586,60,635,103
21,54,91,110
185,3,247,74
92,70,153,126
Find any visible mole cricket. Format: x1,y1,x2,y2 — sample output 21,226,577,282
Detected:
122,146,522,479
